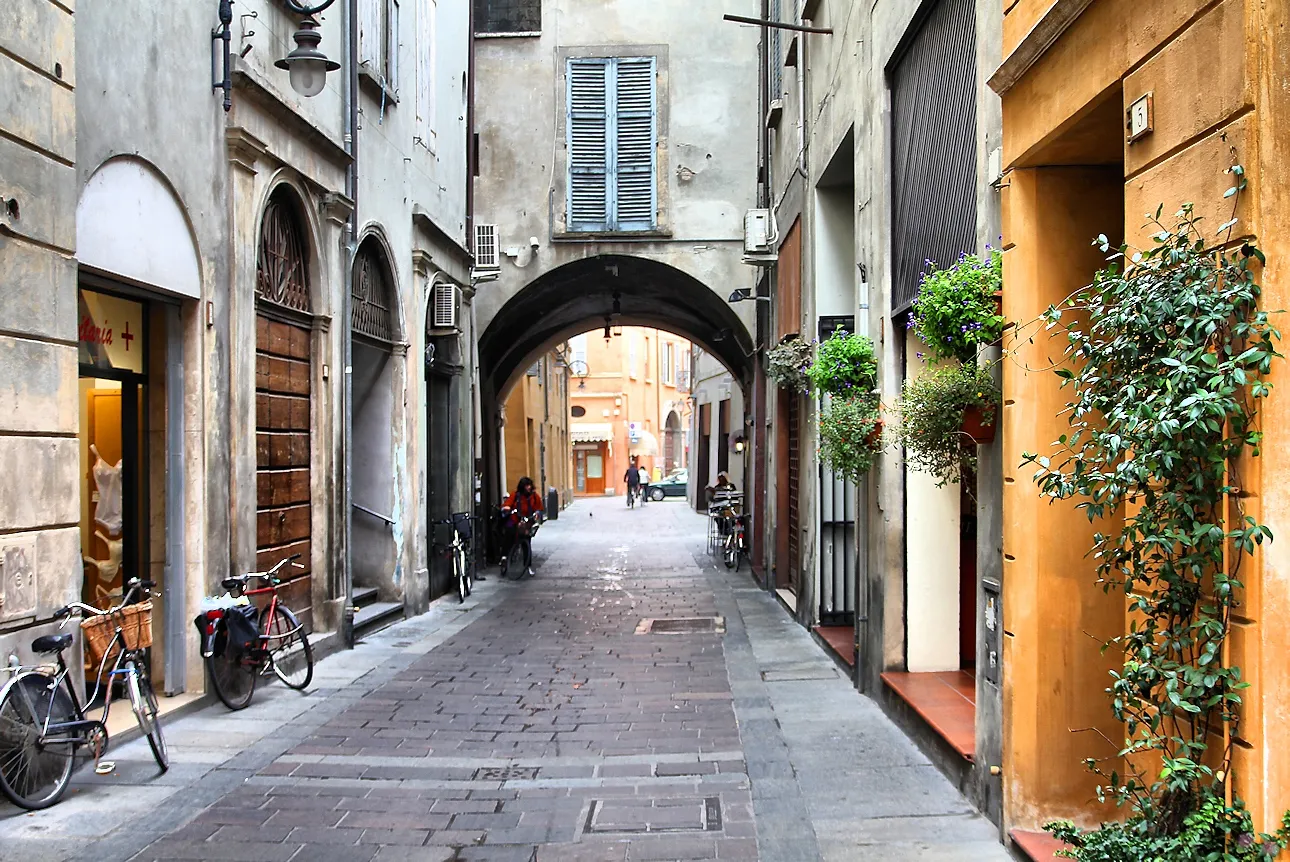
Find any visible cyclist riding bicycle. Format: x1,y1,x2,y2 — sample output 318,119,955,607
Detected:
502,476,544,578
624,463,642,507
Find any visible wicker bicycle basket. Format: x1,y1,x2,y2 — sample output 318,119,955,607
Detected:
81,601,153,666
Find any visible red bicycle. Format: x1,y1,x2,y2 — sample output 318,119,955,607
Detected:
195,554,314,710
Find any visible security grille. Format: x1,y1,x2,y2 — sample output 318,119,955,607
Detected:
890,0,978,315
474,223,499,268
432,280,458,330
352,243,395,344
256,192,311,313
474,0,539,34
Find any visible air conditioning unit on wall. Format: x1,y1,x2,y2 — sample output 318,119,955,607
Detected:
474,223,499,269
743,209,778,265
431,281,458,331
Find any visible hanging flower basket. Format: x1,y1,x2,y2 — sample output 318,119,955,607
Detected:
818,395,884,482
911,249,1005,364
765,335,813,393
895,362,1000,487
807,330,878,397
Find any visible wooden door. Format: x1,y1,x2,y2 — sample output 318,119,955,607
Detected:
255,315,313,628
585,449,605,495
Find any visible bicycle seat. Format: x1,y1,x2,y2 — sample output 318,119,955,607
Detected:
31,633,73,655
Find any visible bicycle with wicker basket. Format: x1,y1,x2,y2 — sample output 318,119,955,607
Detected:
0,577,168,810
195,553,314,711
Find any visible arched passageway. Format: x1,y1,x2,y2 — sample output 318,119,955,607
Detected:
478,255,754,550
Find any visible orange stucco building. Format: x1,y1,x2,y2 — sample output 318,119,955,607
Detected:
993,0,1290,841
567,327,691,496
500,346,574,508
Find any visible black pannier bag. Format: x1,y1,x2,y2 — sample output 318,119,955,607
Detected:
222,604,260,657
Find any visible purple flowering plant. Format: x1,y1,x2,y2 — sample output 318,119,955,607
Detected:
911,249,1004,363
806,330,879,397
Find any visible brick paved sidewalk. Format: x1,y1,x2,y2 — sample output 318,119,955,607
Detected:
0,497,1008,862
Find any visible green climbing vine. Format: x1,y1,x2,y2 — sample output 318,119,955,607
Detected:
1025,183,1290,859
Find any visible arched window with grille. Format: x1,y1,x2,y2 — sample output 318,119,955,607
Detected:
352,240,398,345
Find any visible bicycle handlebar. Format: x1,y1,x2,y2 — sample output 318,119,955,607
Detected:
54,578,154,621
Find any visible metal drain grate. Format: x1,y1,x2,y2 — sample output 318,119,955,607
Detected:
474,765,540,781
584,796,723,834
635,616,726,635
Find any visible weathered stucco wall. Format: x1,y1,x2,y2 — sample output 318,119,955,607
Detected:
471,0,760,350
0,0,86,671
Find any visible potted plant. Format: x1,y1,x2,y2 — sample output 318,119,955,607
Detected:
765,334,813,392
807,330,878,397
818,394,884,482
895,361,1000,486
911,249,1004,364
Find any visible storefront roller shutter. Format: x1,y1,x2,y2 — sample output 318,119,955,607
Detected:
890,0,978,316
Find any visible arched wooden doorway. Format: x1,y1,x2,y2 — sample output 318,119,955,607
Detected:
664,410,683,473
350,237,399,600
255,188,315,629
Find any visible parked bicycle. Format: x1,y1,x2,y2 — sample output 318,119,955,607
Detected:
724,512,748,571
0,577,167,810
499,513,541,580
433,513,474,602
195,554,314,711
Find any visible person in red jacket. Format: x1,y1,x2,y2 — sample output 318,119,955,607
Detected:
502,476,544,577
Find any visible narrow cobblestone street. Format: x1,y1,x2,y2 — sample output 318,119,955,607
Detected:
0,498,1008,862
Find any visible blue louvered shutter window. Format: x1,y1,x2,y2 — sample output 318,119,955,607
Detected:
568,59,609,230
613,57,656,230
567,57,656,232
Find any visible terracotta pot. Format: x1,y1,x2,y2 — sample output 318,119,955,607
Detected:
961,405,996,444
865,418,884,448
991,290,1003,318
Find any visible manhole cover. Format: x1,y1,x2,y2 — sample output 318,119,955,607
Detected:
635,616,725,635
392,642,413,648
584,797,722,834
474,765,540,781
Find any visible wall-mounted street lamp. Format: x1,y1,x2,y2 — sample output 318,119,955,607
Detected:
733,435,747,454
214,0,341,110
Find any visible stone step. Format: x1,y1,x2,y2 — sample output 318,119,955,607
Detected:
353,600,403,638
352,585,380,608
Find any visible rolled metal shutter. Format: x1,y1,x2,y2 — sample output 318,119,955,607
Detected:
890,0,978,316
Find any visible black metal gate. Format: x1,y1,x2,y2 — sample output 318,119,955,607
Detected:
818,315,857,625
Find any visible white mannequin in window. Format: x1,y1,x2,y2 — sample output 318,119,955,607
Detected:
83,529,123,602
90,443,123,536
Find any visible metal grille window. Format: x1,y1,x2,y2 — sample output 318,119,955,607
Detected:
474,223,499,268
890,0,978,315
256,191,311,313
475,0,540,34
567,57,657,232
352,241,396,344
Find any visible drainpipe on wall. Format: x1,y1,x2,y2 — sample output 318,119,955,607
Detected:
340,0,360,649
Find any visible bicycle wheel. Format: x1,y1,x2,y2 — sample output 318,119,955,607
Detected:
206,627,257,710
723,535,737,569
455,549,468,603
126,659,168,771
459,546,472,597
0,673,76,810
263,605,314,691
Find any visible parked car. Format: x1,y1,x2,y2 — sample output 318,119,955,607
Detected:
649,469,688,501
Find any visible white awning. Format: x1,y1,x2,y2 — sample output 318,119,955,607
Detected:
629,430,660,456
571,423,614,443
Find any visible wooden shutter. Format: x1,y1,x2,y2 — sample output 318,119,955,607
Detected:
385,0,399,87
567,59,609,230
359,0,382,69
416,0,436,142
614,57,656,230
